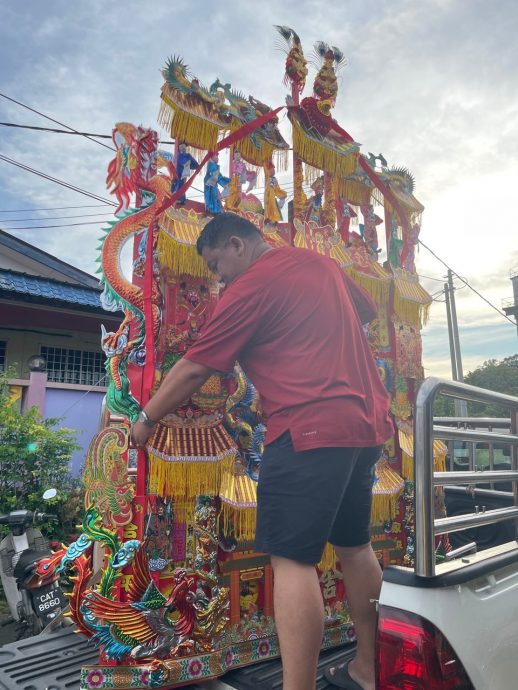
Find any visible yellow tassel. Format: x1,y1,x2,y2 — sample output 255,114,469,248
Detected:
159,94,225,151
274,149,290,173
339,178,372,206
219,501,257,542
434,450,447,472
218,467,258,542
392,271,432,328
371,187,385,208
157,229,213,279
371,460,405,525
148,452,235,499
371,493,401,525
317,542,337,571
347,268,390,306
399,430,448,477
393,291,422,328
304,164,322,184
292,120,358,177
232,122,273,167
401,451,414,480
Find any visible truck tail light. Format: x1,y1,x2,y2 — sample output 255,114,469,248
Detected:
376,605,475,689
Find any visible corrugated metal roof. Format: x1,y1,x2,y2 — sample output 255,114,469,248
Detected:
0,228,100,288
0,269,103,309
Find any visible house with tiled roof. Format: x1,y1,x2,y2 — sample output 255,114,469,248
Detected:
0,229,122,474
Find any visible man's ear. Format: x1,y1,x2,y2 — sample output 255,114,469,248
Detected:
229,235,245,255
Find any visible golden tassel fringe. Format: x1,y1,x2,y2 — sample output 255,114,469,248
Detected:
371,187,385,208
159,95,223,151
274,148,290,173
157,229,213,279
292,120,358,177
393,290,431,328
148,452,235,499
304,164,322,184
338,178,372,206
393,292,421,328
347,268,390,306
233,126,273,167
371,460,405,525
401,449,446,481
401,451,414,480
317,542,337,571
371,491,403,525
219,501,257,543
434,451,447,472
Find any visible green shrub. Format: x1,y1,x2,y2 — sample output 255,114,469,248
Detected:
0,370,82,541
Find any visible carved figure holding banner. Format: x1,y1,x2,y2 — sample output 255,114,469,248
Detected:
204,153,230,215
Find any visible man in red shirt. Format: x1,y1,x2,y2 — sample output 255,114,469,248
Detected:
132,213,392,690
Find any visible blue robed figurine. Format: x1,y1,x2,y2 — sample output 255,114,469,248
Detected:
172,143,199,204
204,153,230,215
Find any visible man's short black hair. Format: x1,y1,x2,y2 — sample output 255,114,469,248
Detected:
196,212,262,255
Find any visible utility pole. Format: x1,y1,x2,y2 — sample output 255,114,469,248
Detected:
445,270,468,416
502,266,518,337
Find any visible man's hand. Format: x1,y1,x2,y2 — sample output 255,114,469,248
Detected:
131,420,155,449
129,358,214,450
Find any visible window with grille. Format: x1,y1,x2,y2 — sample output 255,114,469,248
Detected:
0,341,6,372
40,346,106,386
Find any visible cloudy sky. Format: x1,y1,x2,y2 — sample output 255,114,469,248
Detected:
1,0,517,378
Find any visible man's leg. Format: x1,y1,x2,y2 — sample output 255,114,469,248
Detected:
270,555,324,690
334,543,382,690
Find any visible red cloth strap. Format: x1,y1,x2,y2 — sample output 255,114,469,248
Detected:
141,106,285,404
327,118,410,233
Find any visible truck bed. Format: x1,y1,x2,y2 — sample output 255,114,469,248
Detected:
0,625,356,690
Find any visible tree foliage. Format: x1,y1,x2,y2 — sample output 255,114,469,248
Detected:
433,355,518,417
0,371,82,539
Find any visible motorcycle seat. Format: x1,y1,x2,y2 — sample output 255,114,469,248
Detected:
13,548,52,579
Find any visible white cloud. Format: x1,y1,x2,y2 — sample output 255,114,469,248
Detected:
1,0,517,371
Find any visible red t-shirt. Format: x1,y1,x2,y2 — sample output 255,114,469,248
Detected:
184,247,393,451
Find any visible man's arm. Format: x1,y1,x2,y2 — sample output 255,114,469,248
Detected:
131,358,214,447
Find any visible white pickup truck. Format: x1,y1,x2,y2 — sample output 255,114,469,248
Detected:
1,377,516,690
377,377,518,690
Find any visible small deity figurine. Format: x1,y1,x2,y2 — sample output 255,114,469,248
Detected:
387,217,404,268
304,176,324,224
360,204,383,256
226,150,257,211
339,200,357,245
401,222,421,273
172,142,199,204
263,163,287,225
313,44,345,104
204,153,230,215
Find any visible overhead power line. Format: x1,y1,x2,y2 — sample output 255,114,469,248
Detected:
4,212,115,222
0,153,117,207
0,204,113,213
0,92,115,151
0,121,175,145
1,220,112,230
418,238,516,327
417,272,446,283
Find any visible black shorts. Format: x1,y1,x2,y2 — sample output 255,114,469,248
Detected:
254,432,382,564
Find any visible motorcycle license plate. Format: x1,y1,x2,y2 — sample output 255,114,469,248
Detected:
32,584,66,621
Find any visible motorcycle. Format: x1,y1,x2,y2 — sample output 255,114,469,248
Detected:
0,489,68,639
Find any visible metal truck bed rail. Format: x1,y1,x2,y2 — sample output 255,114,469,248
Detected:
414,377,518,577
